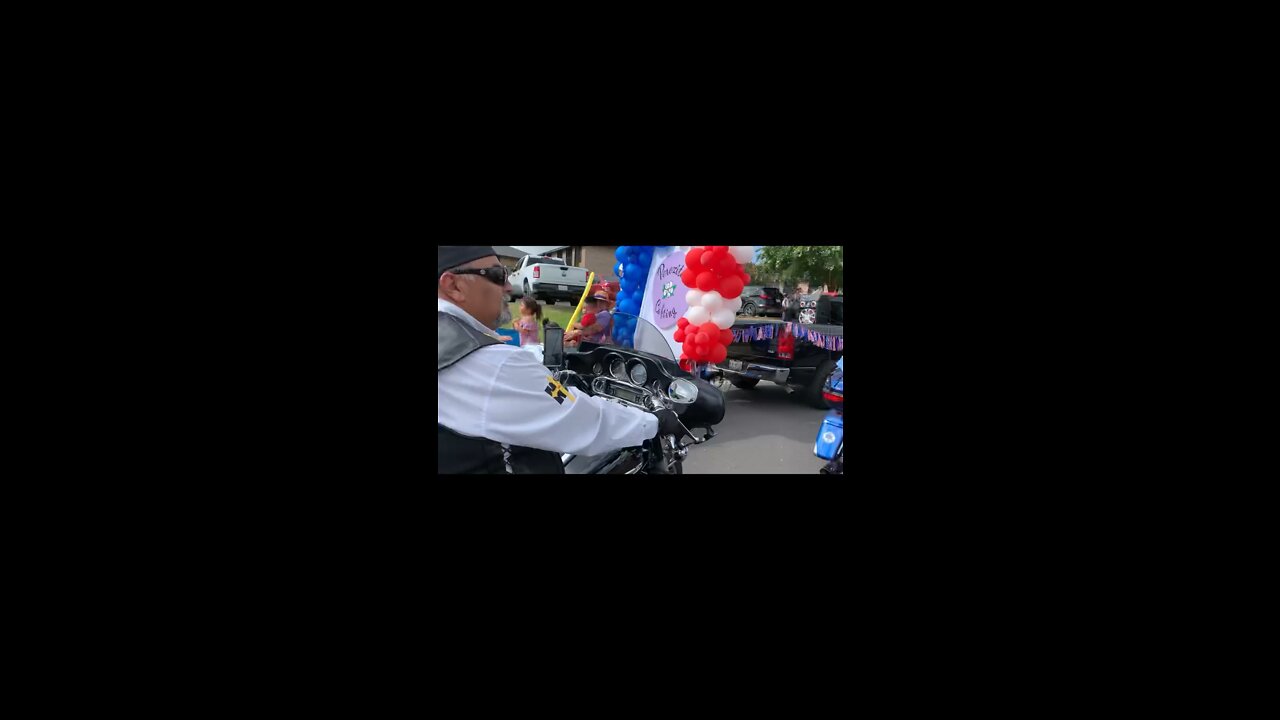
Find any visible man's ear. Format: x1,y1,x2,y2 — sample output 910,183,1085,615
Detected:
439,275,465,302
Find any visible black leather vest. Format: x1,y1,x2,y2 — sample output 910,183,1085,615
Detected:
437,311,564,474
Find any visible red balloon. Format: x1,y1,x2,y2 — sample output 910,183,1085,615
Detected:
681,268,697,287
686,247,706,271
679,357,693,372
700,321,719,338
695,330,711,346
677,317,690,328
696,271,717,292
709,245,728,257
739,272,750,285
709,343,727,364
674,328,685,343
719,329,733,345
719,275,744,299
581,313,596,327
717,253,738,275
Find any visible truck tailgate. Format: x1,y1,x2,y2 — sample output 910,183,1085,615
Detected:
540,264,589,286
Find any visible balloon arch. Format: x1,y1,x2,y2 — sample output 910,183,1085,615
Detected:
609,245,755,370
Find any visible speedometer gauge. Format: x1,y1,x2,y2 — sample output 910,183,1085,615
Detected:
628,361,647,386
610,357,627,379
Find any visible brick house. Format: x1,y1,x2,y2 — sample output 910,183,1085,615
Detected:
541,245,622,282
492,245,526,271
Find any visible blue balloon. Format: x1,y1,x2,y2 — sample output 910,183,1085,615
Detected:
625,264,639,279
616,247,629,262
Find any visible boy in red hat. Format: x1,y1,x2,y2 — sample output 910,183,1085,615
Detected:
565,293,614,346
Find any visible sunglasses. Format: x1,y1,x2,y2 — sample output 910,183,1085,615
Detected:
446,265,510,285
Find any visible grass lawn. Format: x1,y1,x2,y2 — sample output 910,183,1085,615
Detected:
507,300,578,343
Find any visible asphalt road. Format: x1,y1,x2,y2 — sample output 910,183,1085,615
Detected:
682,379,830,474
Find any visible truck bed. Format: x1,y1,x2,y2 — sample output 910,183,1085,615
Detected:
720,318,843,403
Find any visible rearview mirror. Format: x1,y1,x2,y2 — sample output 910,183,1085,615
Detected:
667,378,698,405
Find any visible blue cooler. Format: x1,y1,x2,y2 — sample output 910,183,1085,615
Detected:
814,415,843,460
495,329,520,345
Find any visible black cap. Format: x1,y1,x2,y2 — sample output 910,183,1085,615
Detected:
439,246,498,277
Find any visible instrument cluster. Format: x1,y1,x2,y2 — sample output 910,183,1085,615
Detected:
567,347,681,411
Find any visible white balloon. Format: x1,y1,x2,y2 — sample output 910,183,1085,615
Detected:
700,290,724,311
712,308,736,329
685,305,710,326
725,295,742,313
686,289,704,307
729,245,755,264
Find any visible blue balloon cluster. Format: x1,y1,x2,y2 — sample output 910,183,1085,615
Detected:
611,245,655,347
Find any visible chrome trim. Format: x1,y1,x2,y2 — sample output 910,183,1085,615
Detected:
719,363,790,383
592,376,655,411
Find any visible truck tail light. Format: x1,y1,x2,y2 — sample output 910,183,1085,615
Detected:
778,323,795,360
533,266,540,278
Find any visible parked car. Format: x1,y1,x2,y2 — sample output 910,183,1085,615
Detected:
509,255,590,304
718,313,843,408
738,286,784,317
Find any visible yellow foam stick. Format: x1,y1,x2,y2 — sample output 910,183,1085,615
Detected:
565,271,596,333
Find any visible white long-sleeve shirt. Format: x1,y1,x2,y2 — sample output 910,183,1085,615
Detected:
438,298,658,455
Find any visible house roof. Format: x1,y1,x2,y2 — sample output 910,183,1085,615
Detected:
540,246,571,254
491,245,525,258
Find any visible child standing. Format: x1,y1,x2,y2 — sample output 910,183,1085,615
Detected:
513,297,542,345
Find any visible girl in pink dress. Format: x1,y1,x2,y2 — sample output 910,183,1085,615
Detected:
513,297,542,345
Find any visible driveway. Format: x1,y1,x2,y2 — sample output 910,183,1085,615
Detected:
682,380,830,474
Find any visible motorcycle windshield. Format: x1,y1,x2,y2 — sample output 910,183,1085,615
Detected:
606,312,676,361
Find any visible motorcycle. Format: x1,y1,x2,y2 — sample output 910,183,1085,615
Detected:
814,356,844,474
543,312,725,474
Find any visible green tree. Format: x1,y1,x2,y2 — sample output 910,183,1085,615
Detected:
756,246,843,290
739,262,784,286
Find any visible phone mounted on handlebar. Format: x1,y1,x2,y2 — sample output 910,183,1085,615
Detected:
543,320,564,370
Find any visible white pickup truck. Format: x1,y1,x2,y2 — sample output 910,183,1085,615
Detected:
509,255,590,304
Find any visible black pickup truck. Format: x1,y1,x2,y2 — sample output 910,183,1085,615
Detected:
718,295,843,408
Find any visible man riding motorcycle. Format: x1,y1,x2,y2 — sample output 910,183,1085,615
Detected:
437,246,684,474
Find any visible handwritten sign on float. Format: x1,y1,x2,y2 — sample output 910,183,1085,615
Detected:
651,251,688,329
